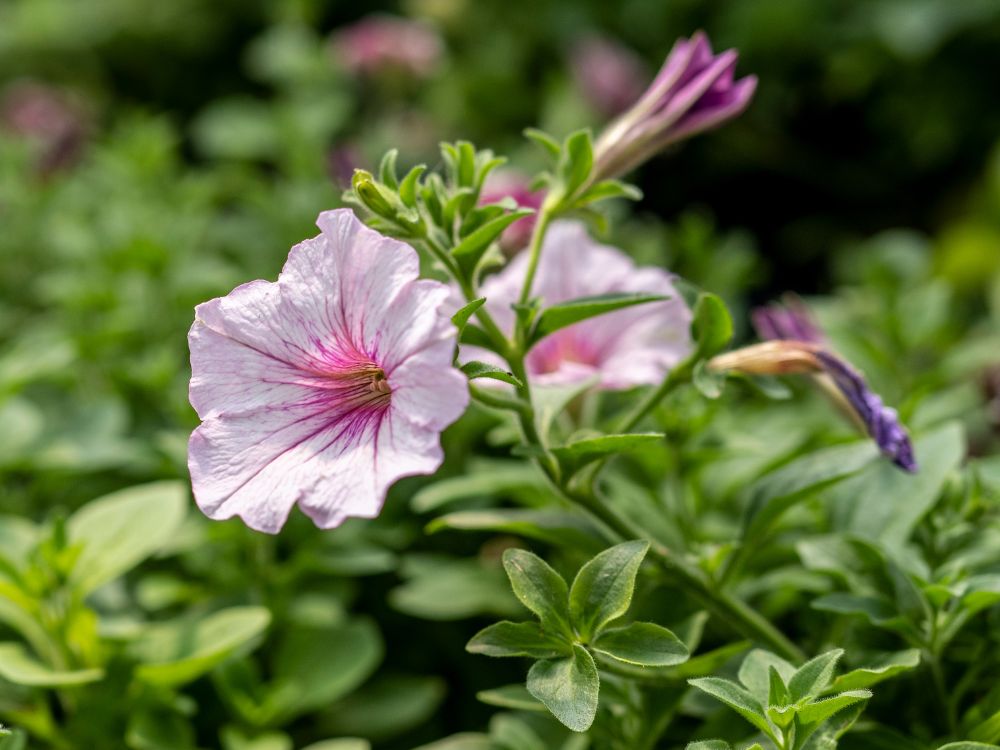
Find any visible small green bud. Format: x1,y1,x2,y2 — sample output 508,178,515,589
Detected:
351,169,396,219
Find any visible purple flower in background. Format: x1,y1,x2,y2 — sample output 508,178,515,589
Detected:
331,15,443,79
716,298,917,472
592,31,757,181
479,169,544,253
570,34,648,117
464,221,691,389
1,81,88,174
188,209,468,533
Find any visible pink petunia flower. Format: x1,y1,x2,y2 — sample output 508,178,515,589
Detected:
479,169,544,253
187,209,468,533
330,15,443,79
467,221,692,389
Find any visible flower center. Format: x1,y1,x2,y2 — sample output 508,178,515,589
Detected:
320,363,392,413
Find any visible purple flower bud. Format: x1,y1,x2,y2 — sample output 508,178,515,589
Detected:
569,34,648,117
814,352,917,472
751,296,823,344
592,31,757,181
749,298,918,472
330,15,443,80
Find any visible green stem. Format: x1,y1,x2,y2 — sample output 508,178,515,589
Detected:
517,200,555,306
927,650,956,734
615,364,691,433
420,233,510,355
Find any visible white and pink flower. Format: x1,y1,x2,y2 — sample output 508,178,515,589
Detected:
468,221,692,389
187,209,468,533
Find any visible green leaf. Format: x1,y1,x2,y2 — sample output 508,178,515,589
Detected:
591,622,688,666
489,714,547,750
800,701,867,750
466,621,570,659
937,744,1000,750
796,690,871,725
825,649,921,693
527,644,600,732
665,640,751,680
67,480,187,595
968,708,1000,744
529,293,667,345
742,441,880,546
451,209,534,275
0,642,103,687
391,555,521,621
569,540,648,640
451,298,486,333
738,649,796,700
557,130,594,199
413,735,492,750
219,727,291,750
461,361,523,386
685,742,733,750
962,574,1000,615
811,593,899,626
262,619,383,723
691,292,733,359
552,433,664,476
300,742,370,750
768,665,792,708
692,359,726,399
126,707,196,750
427,509,604,553
536,377,600,440
687,676,774,737
575,179,643,205
830,422,965,550
410,461,546,512
132,606,271,687
502,548,573,635
788,649,844,701
477,684,547,712
379,149,399,189
322,675,444,742
398,164,427,208
524,128,562,159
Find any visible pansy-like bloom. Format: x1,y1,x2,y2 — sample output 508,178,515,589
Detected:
466,221,692,388
479,169,544,253
592,31,757,182
188,209,468,533
330,15,443,79
711,298,917,472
